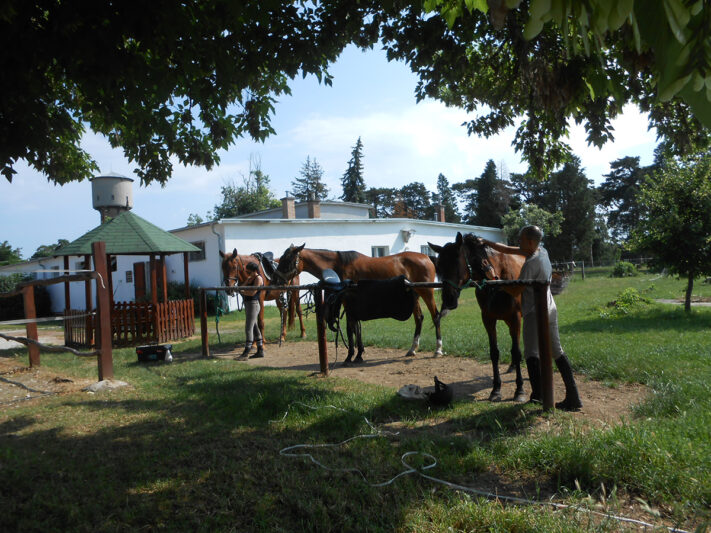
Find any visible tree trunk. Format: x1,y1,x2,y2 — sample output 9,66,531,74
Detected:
685,271,694,313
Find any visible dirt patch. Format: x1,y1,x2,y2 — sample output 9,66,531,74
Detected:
210,341,648,427
0,329,95,406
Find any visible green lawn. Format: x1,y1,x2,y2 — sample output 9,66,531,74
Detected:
1,269,709,531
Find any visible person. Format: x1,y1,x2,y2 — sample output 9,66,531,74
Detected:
236,262,265,360
482,225,582,411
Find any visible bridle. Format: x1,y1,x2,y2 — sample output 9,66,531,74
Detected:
273,249,301,283
223,253,246,289
443,241,498,293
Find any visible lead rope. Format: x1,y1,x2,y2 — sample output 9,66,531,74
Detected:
272,403,689,533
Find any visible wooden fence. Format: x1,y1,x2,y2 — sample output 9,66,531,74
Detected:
64,309,93,347
155,299,195,343
111,301,154,347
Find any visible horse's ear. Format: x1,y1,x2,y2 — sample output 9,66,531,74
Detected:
455,232,463,245
296,243,305,252
219,250,225,258
231,248,238,259
428,242,443,254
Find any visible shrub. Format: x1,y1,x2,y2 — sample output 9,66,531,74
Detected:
599,287,652,318
167,281,223,315
611,261,638,277
0,274,52,320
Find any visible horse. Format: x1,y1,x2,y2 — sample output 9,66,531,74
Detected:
274,244,442,364
219,249,307,342
428,232,527,403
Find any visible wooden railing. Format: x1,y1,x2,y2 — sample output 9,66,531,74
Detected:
64,309,93,347
111,301,154,347
155,299,195,343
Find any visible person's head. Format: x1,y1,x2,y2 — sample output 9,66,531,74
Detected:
245,262,259,275
518,225,543,255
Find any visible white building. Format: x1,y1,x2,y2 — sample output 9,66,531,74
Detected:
1,190,505,314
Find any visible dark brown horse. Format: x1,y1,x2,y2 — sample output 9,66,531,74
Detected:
429,232,527,402
275,245,442,364
219,249,307,342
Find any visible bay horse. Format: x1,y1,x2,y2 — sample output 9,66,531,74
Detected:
219,249,307,342
274,244,442,364
428,232,527,403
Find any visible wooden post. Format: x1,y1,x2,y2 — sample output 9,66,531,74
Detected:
200,289,210,358
183,252,191,299
581,260,585,281
534,283,554,410
63,256,71,310
150,255,159,340
160,254,168,303
314,288,329,376
93,241,114,380
23,285,40,367
85,255,93,346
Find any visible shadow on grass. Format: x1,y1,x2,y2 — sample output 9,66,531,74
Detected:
0,357,543,532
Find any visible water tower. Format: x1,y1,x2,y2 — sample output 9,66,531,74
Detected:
91,172,134,223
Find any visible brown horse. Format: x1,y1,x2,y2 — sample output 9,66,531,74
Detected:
429,232,527,402
275,244,442,364
219,249,307,342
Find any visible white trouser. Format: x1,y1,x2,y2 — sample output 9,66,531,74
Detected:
522,306,564,361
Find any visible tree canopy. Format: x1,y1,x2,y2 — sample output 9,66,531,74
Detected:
212,165,281,219
0,241,23,265
291,156,330,201
31,239,70,260
4,1,710,187
340,137,367,203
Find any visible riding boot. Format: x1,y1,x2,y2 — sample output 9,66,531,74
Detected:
236,344,251,360
525,357,542,404
555,354,583,411
250,344,265,359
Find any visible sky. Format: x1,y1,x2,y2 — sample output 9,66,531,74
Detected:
1,45,659,259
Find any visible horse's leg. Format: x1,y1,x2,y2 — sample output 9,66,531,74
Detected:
405,300,424,357
417,288,442,356
482,314,502,402
343,310,356,365
295,297,307,338
508,314,526,403
354,320,365,363
276,296,287,341
257,296,266,343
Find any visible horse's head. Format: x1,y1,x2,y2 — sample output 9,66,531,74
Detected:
428,233,498,315
275,243,304,282
219,248,244,295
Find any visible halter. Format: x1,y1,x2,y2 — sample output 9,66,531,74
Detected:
444,241,498,293
223,253,245,286
273,250,301,283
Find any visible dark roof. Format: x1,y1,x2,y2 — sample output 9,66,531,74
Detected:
54,211,200,256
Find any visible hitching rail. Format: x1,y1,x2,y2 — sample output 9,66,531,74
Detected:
199,278,556,410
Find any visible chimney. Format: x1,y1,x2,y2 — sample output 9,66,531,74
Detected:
436,204,446,223
281,196,295,219
307,192,321,219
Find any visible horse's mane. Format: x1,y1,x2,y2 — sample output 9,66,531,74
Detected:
337,250,361,265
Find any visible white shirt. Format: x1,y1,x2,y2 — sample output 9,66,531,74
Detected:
518,246,555,316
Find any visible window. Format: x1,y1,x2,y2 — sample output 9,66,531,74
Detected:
371,246,389,257
51,265,60,278
421,244,436,257
126,271,133,283
75,260,87,271
189,241,206,262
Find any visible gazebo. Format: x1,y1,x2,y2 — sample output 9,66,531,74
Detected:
55,211,201,347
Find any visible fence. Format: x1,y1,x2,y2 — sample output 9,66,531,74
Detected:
0,241,114,381
155,299,195,343
199,278,558,410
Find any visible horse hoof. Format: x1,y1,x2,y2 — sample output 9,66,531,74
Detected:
301,333,307,339
354,358,364,364
489,392,502,402
513,392,527,403
405,351,416,358
342,360,352,367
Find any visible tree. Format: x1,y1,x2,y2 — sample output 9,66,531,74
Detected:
366,187,398,218
0,241,22,265
432,173,461,223
212,161,281,219
598,156,652,242
454,160,513,226
340,137,366,203
186,214,204,226
6,2,710,186
501,203,563,245
378,1,710,174
630,153,711,312
394,182,432,219
291,156,329,202
535,158,597,261
31,239,70,259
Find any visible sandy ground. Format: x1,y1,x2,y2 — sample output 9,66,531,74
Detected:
210,340,648,427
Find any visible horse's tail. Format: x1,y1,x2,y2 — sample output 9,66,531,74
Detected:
287,290,296,329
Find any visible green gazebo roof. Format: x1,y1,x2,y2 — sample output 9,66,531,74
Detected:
54,211,200,256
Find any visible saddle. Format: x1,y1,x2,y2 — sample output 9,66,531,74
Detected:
321,273,417,333
251,252,278,282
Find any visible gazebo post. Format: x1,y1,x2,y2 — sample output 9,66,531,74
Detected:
183,252,190,299
84,254,93,346
150,255,159,341
160,254,168,303
63,256,71,310
106,253,114,309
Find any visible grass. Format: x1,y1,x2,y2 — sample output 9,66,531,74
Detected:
1,268,710,531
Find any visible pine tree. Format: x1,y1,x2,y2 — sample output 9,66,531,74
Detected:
291,156,330,201
432,173,461,223
340,137,366,203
